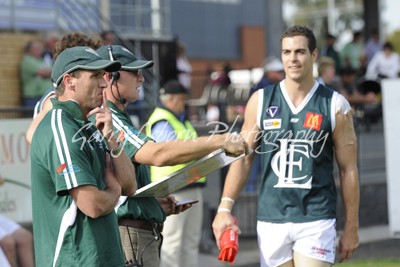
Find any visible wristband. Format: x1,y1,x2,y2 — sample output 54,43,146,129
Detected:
108,130,126,157
110,141,124,157
221,197,235,204
217,208,231,213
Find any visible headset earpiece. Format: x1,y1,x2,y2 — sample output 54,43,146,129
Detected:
107,45,126,105
111,71,120,81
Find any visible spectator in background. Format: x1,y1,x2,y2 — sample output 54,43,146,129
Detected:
20,40,52,107
365,41,400,80
321,33,341,73
207,61,232,122
339,67,377,106
176,42,192,90
101,30,116,45
341,31,365,74
249,57,285,97
364,28,382,65
25,32,102,144
210,61,231,87
42,31,60,67
316,56,341,90
0,177,34,267
0,215,34,267
146,80,205,267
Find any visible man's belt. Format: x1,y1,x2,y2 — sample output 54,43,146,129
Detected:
118,218,163,233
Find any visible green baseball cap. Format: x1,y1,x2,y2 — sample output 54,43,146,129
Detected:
97,45,154,71
51,46,121,86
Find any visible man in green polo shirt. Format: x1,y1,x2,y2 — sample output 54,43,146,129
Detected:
96,44,249,267
30,46,137,267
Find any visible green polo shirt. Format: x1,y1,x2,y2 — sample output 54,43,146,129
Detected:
30,98,125,267
20,54,52,98
101,101,165,223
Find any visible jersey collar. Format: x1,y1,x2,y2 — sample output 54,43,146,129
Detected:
51,98,85,122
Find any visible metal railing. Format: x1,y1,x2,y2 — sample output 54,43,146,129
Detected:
0,0,172,39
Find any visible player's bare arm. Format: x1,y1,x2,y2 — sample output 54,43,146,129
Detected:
134,132,248,166
69,153,122,218
212,90,260,248
26,96,54,144
333,105,360,263
87,90,137,196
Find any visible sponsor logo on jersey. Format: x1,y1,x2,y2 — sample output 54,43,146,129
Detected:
56,163,67,174
263,119,281,130
117,130,125,143
265,105,280,118
303,112,323,131
56,164,80,175
290,118,299,123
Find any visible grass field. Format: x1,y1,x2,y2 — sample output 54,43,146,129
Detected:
338,259,400,267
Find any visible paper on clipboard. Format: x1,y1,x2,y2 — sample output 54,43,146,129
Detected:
133,148,247,198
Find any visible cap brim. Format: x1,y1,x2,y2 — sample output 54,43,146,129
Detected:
121,60,154,71
54,60,121,85
82,59,121,72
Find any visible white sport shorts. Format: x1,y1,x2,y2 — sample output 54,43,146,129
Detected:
0,215,21,240
257,219,336,267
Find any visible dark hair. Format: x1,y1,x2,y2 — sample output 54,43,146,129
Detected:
339,66,357,76
281,25,317,53
353,31,362,39
53,32,101,60
100,30,114,39
383,42,394,51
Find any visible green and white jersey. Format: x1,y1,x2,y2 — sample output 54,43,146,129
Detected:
30,99,125,267
107,101,165,223
33,87,55,118
257,81,344,223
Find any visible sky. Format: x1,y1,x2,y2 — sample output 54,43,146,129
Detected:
382,0,400,34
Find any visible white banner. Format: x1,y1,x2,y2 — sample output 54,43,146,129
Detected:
0,119,32,223
382,79,400,238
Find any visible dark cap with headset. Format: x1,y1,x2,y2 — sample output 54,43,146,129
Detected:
160,80,189,95
97,45,154,71
97,45,154,105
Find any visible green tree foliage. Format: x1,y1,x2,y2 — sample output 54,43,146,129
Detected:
388,30,400,54
284,0,364,43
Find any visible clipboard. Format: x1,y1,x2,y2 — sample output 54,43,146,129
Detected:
133,148,247,198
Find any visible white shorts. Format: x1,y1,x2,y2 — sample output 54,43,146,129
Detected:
0,215,21,240
257,219,336,267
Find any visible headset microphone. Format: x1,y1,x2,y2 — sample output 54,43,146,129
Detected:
108,46,126,105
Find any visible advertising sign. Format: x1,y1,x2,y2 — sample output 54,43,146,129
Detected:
0,119,32,223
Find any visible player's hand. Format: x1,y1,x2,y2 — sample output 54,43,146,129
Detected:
337,227,359,263
87,90,114,140
212,211,240,249
222,133,250,157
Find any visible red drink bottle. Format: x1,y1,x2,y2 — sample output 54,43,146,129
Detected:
218,216,239,264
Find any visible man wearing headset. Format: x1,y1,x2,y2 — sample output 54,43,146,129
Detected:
96,45,249,267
